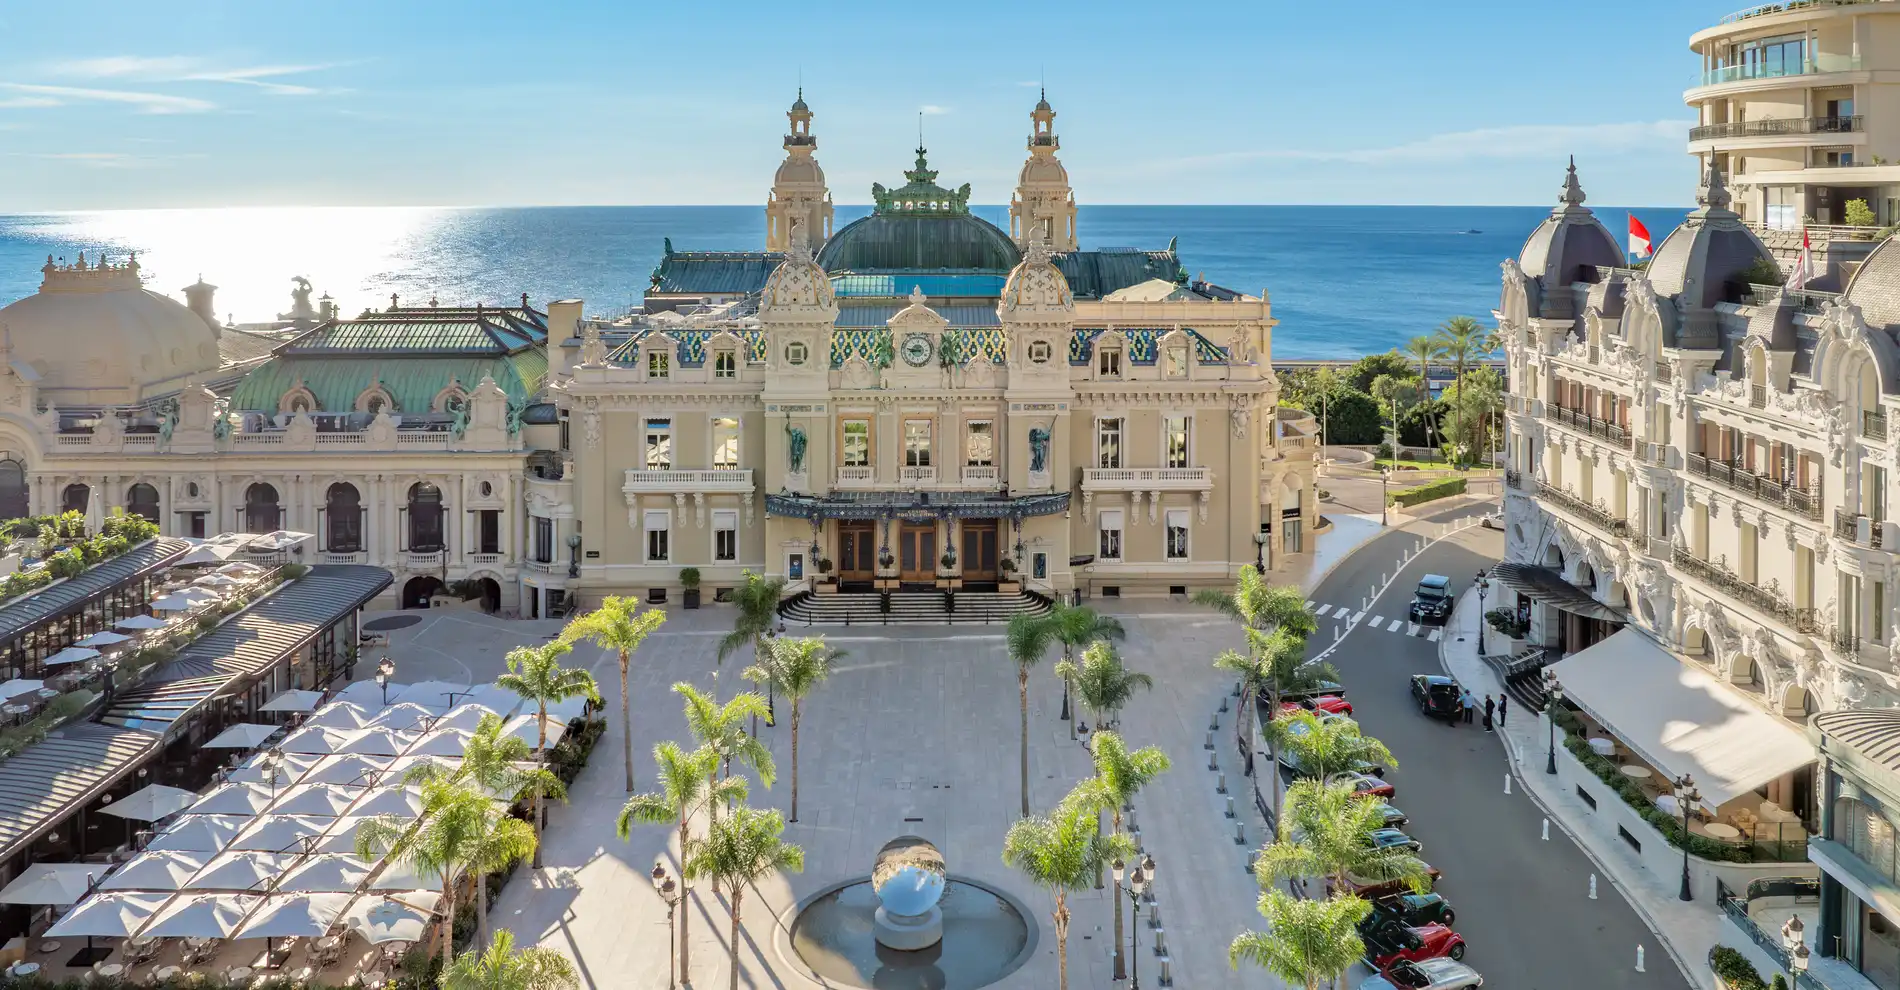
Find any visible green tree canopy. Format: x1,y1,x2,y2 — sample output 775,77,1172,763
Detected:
1347,351,1416,393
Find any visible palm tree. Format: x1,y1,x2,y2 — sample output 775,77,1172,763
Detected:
497,640,597,868
1195,566,1319,797
1002,793,1134,990
673,683,775,815
1230,888,1371,990
560,596,668,793
1401,334,1445,461
1435,316,1485,398
1068,732,1170,984
1005,612,1058,817
464,805,539,950
717,571,786,717
1257,778,1433,896
355,776,494,968
618,741,748,988
741,635,839,822
1045,603,1126,741
440,929,579,990
1055,640,1153,734
682,805,805,990
1268,709,1398,781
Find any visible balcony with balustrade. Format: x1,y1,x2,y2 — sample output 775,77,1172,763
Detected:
1686,452,1823,520
1863,409,1888,441
621,468,755,495
1080,466,1216,493
1832,507,1887,549
1671,546,1816,634
1539,485,1632,540
1690,115,1863,142
1543,405,1632,449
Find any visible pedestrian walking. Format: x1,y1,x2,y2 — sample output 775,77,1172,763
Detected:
1483,694,1496,733
1498,694,1508,727
1461,690,1476,725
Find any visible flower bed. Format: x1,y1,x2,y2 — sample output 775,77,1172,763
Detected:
0,512,161,606
1710,945,1769,990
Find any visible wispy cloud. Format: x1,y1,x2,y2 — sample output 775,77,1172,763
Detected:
51,56,198,78
920,104,950,115
5,150,202,168
182,64,333,95
45,56,338,96
0,83,214,114
0,96,58,109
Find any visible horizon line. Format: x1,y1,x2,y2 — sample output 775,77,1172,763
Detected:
0,201,1700,215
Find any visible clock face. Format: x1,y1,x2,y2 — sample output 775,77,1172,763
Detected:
902,333,933,367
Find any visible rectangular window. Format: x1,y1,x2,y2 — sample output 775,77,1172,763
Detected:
645,419,672,470
1097,418,1124,469
714,351,737,379
478,510,500,554
905,420,932,467
966,420,994,466
1165,344,1188,379
713,509,738,562
1032,551,1048,580
842,420,870,467
1098,347,1122,377
712,417,740,469
1099,509,1124,561
533,516,553,563
644,510,670,562
648,351,670,379
1165,416,1190,469
1165,508,1189,560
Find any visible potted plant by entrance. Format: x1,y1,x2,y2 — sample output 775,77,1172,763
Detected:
998,556,1020,595
876,547,898,591
816,558,838,594
680,567,702,609
937,547,960,590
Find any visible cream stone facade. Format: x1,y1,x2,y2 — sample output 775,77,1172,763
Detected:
1498,158,1900,722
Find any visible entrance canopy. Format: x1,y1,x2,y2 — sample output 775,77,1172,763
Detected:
1546,628,1815,810
766,489,1070,522
1490,562,1626,623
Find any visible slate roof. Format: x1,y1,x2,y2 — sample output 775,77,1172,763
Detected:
1053,249,1187,300
227,351,547,415
0,722,157,861
817,213,1021,273
0,538,192,643
280,306,546,357
648,251,786,296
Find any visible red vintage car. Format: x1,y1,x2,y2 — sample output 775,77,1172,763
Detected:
1330,862,1444,900
1281,695,1354,717
1331,771,1396,800
1362,922,1467,970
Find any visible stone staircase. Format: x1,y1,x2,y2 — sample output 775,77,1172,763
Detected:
1484,645,1555,713
779,589,1054,626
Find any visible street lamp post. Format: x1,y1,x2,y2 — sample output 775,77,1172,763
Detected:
1115,854,1153,990
1782,914,1807,989
1676,774,1700,901
652,863,680,990
1791,942,1810,987
1380,466,1390,526
375,656,395,707
1253,532,1268,574
1544,671,1563,775
1474,572,1490,657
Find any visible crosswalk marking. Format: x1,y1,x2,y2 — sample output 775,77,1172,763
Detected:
1369,615,1384,627
1428,629,1443,643
1406,623,1420,637
1313,604,1333,618
1351,612,1364,623
1387,619,1402,633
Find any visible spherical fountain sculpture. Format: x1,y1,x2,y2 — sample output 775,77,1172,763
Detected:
872,836,947,950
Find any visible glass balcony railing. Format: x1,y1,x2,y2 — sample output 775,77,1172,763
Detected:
1690,115,1862,141
1699,52,1862,86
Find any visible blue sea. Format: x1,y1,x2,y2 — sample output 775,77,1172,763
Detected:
0,204,1688,359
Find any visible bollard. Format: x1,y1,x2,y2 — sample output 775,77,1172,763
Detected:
1590,874,1598,900
1159,955,1173,987
1225,795,1236,819
1542,818,1550,841
1217,771,1227,795
1208,750,1219,771
1244,851,1258,877
1153,927,1166,957
1232,680,1243,698
1219,696,1229,713
1234,820,1246,845
1150,904,1162,929
1204,731,1214,751
1209,714,1219,732
1636,946,1646,972
1504,774,1513,795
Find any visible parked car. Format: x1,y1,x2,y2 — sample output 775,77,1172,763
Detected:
1285,694,1354,716
1369,827,1422,854
1369,802,1410,829
1373,892,1454,928
1408,574,1455,626
1275,716,1386,779
1330,771,1395,800
1279,680,1346,704
1360,920,1467,969
1330,862,1442,900
1357,958,1482,990
1479,510,1503,530
1410,674,1461,722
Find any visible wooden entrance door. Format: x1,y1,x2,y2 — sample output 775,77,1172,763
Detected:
838,522,877,582
898,523,937,583
961,521,1000,581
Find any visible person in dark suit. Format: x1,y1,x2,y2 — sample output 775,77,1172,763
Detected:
1483,694,1496,732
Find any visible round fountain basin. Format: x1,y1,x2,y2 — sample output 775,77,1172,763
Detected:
789,878,1032,990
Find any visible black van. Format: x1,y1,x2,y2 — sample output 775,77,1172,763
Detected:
1408,574,1454,626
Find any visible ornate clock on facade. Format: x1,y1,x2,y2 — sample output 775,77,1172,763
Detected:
901,333,933,367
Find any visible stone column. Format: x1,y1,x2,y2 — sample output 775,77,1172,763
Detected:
509,474,523,563
365,475,382,565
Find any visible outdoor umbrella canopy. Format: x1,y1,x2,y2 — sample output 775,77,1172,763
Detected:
149,596,197,612
503,712,569,750
98,784,198,822
216,562,264,577
408,727,472,758
0,863,107,905
334,680,392,709
346,787,423,819
383,755,458,783
174,587,221,603
258,689,324,713
0,678,42,700
391,681,470,711
366,859,443,894
185,782,276,817
45,892,170,938
99,851,211,891
280,724,358,755
345,892,440,943
542,695,589,724
314,817,375,855
114,615,169,631
337,727,412,757
137,892,261,938
273,855,373,894
184,851,300,892
83,485,104,536
227,815,333,853
146,815,248,852
433,704,499,733
306,703,373,730
363,703,432,732
304,754,393,787
42,646,100,666
233,892,350,939
269,783,363,817
455,685,524,719
205,723,282,749
192,574,244,590
76,631,132,648
244,530,313,552
227,754,312,789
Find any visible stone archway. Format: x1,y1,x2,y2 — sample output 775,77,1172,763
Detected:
1781,684,1817,719
1731,654,1763,692
402,576,445,610
1683,624,1710,660
477,577,501,614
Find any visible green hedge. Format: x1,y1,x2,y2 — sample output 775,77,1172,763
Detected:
1387,476,1467,507
1554,708,1753,862
1710,946,1768,990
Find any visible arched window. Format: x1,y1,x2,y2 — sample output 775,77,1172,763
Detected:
0,460,29,520
433,386,469,414
326,483,363,553
356,385,397,416
279,386,319,414
125,483,160,524
245,483,281,535
407,482,445,552
61,483,89,514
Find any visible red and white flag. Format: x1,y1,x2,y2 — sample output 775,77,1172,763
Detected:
1628,214,1653,259
1789,228,1814,290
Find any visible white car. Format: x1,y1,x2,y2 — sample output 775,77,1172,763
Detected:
1479,510,1503,530
1359,958,1483,990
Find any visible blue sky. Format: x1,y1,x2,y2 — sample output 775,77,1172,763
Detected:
0,0,1718,210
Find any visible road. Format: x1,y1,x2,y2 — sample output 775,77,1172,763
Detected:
1293,503,1690,990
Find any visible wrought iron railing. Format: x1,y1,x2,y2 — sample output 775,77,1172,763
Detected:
1717,877,1827,990
1541,486,1632,538
1691,115,1863,141
1834,507,1886,549
1656,363,1673,385
1672,546,1815,632
1686,453,1823,520
1545,406,1633,449
1864,409,1888,441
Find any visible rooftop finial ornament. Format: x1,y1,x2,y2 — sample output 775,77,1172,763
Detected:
1698,158,1733,213
787,219,813,264
1560,155,1586,208
1024,222,1054,266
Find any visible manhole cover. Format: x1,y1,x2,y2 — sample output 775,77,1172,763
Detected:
363,615,422,632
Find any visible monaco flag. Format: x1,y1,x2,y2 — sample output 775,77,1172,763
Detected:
1790,228,1814,290
1628,214,1653,259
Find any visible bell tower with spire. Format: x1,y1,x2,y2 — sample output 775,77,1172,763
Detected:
1009,90,1078,252
766,90,835,253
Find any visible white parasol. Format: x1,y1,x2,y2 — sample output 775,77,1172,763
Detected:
184,782,276,817
337,727,413,757
216,562,265,577
347,787,423,819
192,574,244,590
229,751,318,788
114,615,170,631
432,704,504,734
76,631,133,649
314,817,376,855
363,703,432,732
42,646,101,666
244,530,314,552
83,485,104,536
146,815,248,852
0,863,106,904
280,724,359,756
98,851,211,892
366,858,442,893
303,754,393,787
183,850,300,892
45,892,170,938
149,596,198,613
455,685,525,719
136,892,261,938
233,891,351,939
226,814,333,854
503,712,569,750
344,892,441,943
273,855,373,894
204,723,282,750
268,783,364,817
407,727,472,758
306,702,373,730
97,784,197,822
391,681,471,712
334,680,394,709
0,678,42,700
257,689,325,713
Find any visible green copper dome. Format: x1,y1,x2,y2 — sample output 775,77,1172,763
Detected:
816,148,1022,274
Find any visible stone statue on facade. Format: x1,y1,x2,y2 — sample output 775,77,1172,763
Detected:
282,276,317,323
1029,427,1050,473
786,424,809,474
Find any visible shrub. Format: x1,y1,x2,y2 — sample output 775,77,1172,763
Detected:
679,567,701,589
1845,198,1878,228
1485,607,1529,639
281,563,310,580
1388,477,1468,507
1710,946,1768,990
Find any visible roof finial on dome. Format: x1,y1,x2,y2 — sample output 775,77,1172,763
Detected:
787,218,813,264
389,292,399,311
910,285,926,306
1698,157,1733,212
1024,222,1054,266
1560,155,1586,208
